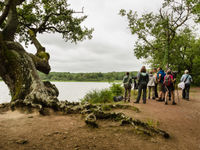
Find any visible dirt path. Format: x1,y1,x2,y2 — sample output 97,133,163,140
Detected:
0,88,200,150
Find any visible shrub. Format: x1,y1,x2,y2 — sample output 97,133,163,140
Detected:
81,89,113,104
81,90,100,104
99,89,113,103
81,83,127,104
109,83,124,96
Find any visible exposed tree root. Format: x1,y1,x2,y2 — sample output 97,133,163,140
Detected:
0,101,169,139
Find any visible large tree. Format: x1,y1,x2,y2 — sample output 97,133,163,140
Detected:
0,0,93,108
119,0,198,69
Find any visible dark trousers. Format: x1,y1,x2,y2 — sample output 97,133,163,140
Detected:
168,85,174,99
182,84,190,100
154,83,158,98
124,87,131,101
136,84,147,103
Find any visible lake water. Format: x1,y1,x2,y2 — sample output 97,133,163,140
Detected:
0,81,111,104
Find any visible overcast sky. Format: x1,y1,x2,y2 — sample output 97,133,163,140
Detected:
27,0,163,73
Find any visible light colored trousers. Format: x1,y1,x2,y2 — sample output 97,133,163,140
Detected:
148,86,155,99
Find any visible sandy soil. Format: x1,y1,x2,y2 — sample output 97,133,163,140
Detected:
0,88,200,150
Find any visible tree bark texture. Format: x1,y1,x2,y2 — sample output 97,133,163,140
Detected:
0,0,59,109
0,38,59,108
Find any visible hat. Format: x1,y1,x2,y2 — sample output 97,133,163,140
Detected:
185,70,189,74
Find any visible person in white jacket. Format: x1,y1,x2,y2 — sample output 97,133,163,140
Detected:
147,71,157,99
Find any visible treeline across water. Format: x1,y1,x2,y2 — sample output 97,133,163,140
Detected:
38,71,137,82
1,70,199,85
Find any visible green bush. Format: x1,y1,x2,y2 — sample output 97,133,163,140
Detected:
81,90,100,103
81,83,129,104
81,89,113,104
99,89,113,103
81,83,125,104
109,83,124,96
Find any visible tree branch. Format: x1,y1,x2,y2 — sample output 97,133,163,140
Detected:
16,0,25,5
29,53,51,74
72,7,84,14
36,11,73,34
44,26,70,34
138,33,158,51
28,29,45,53
2,0,18,41
0,0,12,26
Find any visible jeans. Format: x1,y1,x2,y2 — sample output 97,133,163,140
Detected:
136,83,147,103
182,84,190,100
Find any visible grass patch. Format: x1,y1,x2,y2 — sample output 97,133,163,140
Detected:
146,119,160,128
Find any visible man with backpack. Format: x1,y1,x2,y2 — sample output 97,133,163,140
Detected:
157,67,166,102
164,69,176,105
123,72,132,102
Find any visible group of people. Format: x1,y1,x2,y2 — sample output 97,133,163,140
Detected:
122,66,192,105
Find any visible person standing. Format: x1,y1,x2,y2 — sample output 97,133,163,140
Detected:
123,72,132,102
180,70,192,100
163,69,176,105
157,67,166,102
134,66,149,104
147,71,156,99
153,68,158,98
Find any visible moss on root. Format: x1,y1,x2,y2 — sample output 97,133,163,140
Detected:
36,51,50,61
4,49,28,101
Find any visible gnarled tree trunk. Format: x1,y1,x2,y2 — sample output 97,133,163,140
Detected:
0,38,59,109
0,0,59,110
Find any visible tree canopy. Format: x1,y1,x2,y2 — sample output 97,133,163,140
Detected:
0,0,93,45
120,0,200,85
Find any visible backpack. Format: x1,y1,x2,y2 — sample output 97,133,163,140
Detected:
164,75,172,86
139,73,148,85
157,70,165,83
123,76,132,89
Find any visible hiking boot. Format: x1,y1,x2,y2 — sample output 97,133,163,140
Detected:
157,97,161,101
165,102,168,105
143,102,146,104
152,97,155,100
128,99,130,102
157,98,163,102
172,102,177,105
134,101,139,104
